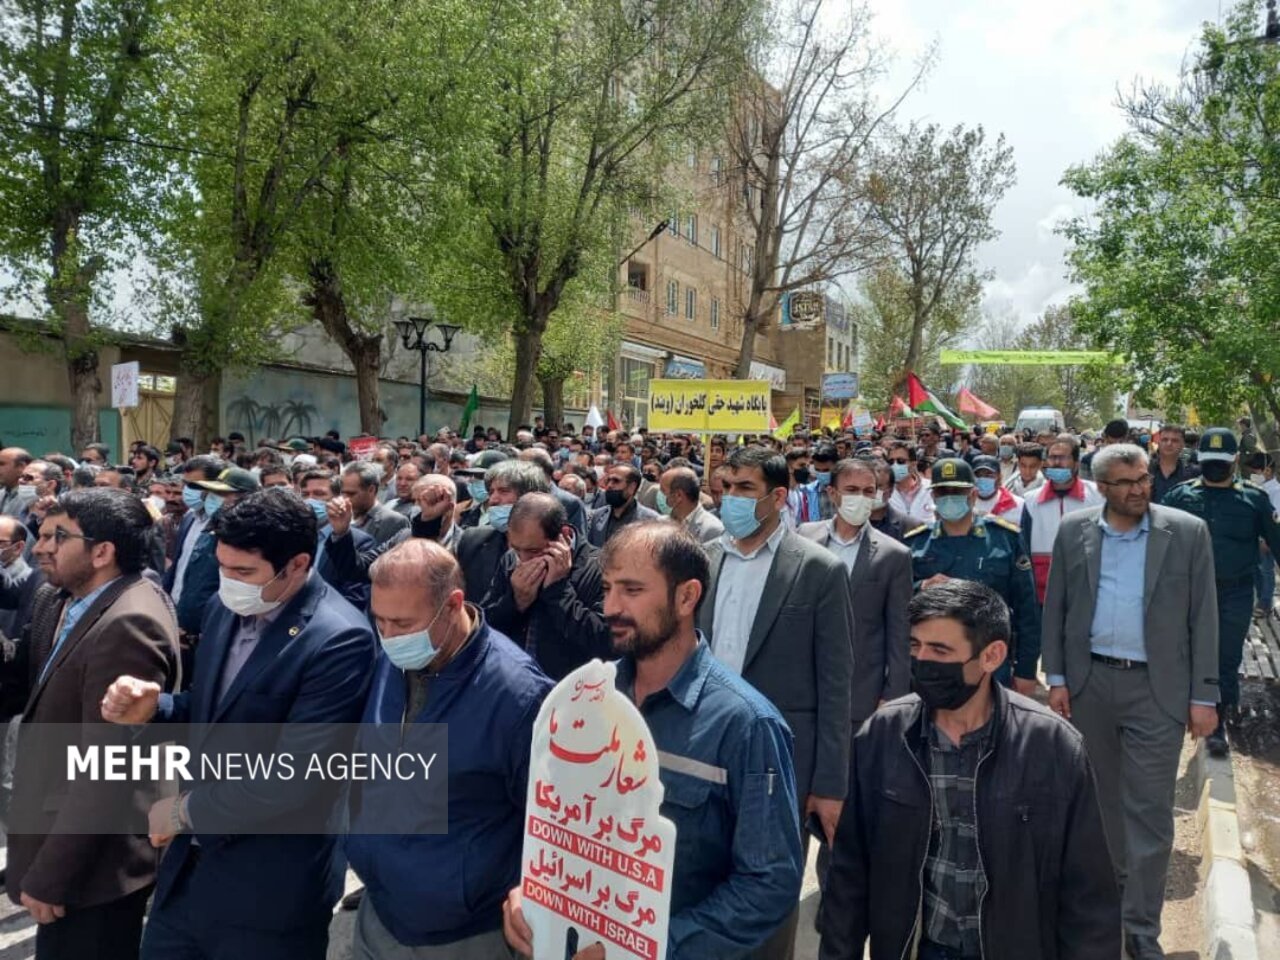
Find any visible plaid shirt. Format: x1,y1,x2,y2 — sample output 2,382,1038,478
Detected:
922,711,992,958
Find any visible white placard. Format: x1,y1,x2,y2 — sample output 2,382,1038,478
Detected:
111,361,140,409
520,660,675,960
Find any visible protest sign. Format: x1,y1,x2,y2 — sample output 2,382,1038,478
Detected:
347,436,378,460
520,660,675,960
647,379,770,434
111,362,140,409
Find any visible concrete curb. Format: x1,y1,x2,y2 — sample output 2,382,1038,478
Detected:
1194,741,1261,960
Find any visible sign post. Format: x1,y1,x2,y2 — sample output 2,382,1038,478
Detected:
111,362,140,410
520,660,675,960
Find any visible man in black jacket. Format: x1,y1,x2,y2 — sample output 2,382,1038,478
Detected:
480,493,610,680
456,461,549,603
819,580,1117,960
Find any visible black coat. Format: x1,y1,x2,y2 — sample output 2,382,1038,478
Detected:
456,526,509,604
819,684,1119,960
480,539,611,681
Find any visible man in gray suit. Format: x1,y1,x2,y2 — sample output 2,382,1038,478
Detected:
659,466,724,545
700,445,854,960
798,458,912,722
342,462,410,546
1042,443,1219,960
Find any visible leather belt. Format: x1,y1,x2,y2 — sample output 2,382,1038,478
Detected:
1091,653,1146,670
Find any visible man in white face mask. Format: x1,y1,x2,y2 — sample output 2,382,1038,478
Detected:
101,487,375,959
798,458,913,721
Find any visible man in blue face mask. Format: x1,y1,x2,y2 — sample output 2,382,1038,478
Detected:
163,454,227,610
698,445,855,958
300,468,378,611
347,537,552,956
905,458,1042,696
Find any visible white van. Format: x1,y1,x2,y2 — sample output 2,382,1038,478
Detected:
1015,407,1067,435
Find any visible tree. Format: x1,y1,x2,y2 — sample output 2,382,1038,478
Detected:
1062,0,1280,431
437,0,758,438
730,0,925,377
855,263,975,412
864,121,1015,397
157,0,426,443
0,0,169,448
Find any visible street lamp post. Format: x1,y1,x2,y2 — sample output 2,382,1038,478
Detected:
392,316,462,439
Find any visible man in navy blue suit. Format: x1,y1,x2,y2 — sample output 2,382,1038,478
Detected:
101,488,375,959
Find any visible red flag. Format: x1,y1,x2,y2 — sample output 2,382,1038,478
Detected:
888,395,913,418
606,409,620,432
841,405,854,430
956,387,999,419
906,373,929,411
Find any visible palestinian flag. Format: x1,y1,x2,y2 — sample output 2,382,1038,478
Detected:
907,372,967,429
888,395,915,418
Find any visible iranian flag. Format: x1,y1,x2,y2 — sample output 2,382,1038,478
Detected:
907,372,968,429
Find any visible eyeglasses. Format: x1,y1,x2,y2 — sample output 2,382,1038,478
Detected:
36,529,97,548
1098,475,1152,492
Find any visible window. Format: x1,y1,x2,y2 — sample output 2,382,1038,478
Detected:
627,261,648,290
710,155,723,183
828,336,834,365
685,287,697,320
666,279,679,315
684,214,697,245
710,298,721,330
668,213,679,236
621,358,653,429
711,225,721,258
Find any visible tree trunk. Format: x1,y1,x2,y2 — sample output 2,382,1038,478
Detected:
508,326,545,439
734,310,759,379
539,374,565,430
67,342,101,452
306,260,383,435
172,370,215,449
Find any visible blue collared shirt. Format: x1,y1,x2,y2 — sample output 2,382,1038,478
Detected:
1089,511,1150,662
40,577,120,681
613,637,802,959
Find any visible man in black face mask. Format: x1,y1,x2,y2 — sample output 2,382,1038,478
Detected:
819,579,1118,960
1163,427,1280,756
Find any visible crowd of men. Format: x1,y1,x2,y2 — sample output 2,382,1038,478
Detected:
0,409,1273,960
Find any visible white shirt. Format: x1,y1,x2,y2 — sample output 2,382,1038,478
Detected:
171,512,208,603
1260,477,1280,517
711,523,786,675
826,520,866,573
890,480,935,525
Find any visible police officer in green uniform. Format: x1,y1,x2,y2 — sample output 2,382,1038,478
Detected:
905,457,1042,694
1163,427,1280,755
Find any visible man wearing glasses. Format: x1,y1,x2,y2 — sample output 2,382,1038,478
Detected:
7,488,180,959
1042,444,1218,960
1022,434,1103,602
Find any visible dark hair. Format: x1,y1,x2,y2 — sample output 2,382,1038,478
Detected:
300,468,340,495
812,443,838,464
609,462,642,490
211,488,317,572
908,579,1010,655
509,492,567,539
1014,442,1044,460
784,447,808,463
181,455,226,481
134,445,161,465
832,457,876,486
726,445,788,492
601,521,710,613
259,465,290,485
45,454,76,475
81,442,110,461
1158,423,1186,438
1103,419,1129,440
49,488,154,574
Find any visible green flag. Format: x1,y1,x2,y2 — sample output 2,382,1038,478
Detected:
459,384,480,435
772,406,800,439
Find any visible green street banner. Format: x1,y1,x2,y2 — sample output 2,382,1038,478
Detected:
940,350,1124,366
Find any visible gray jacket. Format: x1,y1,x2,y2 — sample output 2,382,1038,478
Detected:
1041,503,1220,723
797,521,912,722
354,500,411,546
680,504,724,545
699,528,855,801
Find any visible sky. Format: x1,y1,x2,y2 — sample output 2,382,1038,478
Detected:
859,0,1226,328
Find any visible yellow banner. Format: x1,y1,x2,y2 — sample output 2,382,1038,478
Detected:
648,380,772,433
940,350,1124,366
